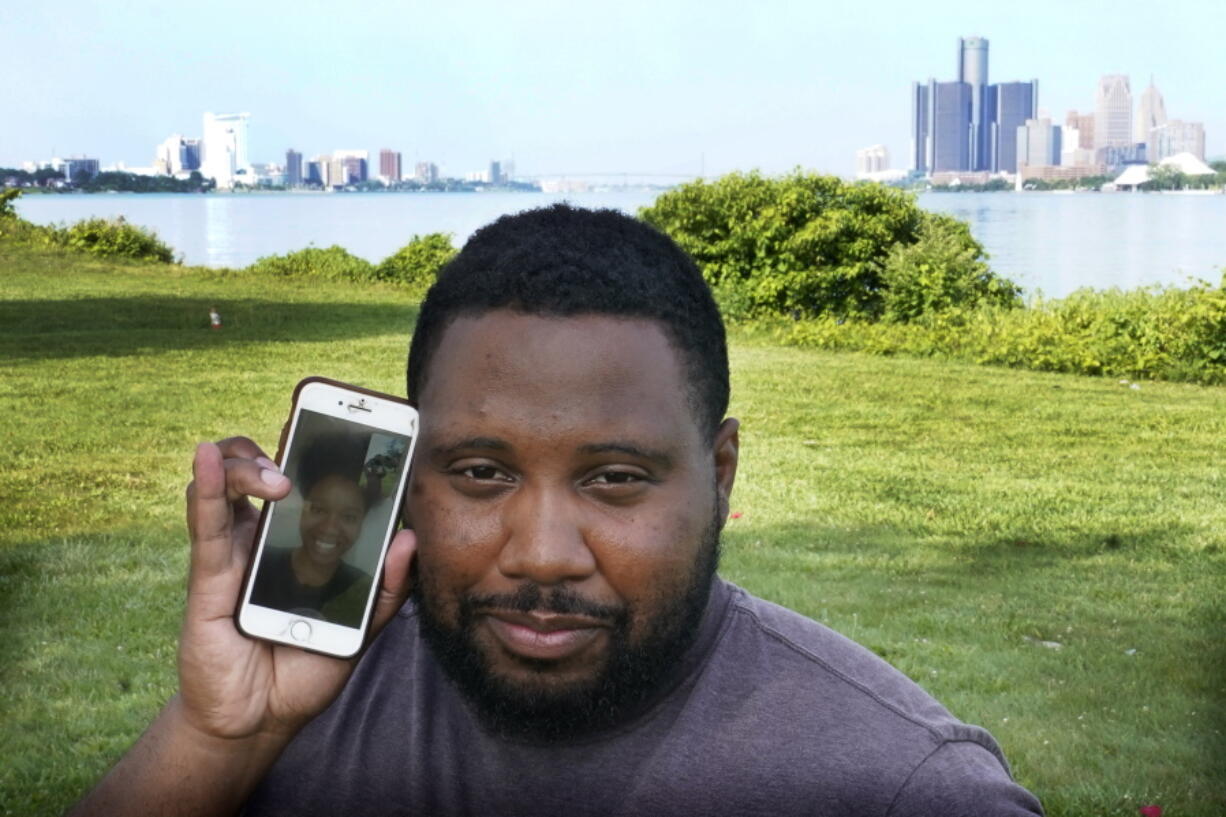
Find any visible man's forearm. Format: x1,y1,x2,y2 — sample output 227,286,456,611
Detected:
67,695,290,817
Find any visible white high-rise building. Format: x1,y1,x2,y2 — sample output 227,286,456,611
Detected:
1016,118,1062,168
1094,75,1132,150
201,112,251,189
1134,79,1167,148
855,145,889,174
1150,120,1207,162
1060,127,1095,167
155,134,193,175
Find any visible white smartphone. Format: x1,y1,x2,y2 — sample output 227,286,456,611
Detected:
236,377,418,658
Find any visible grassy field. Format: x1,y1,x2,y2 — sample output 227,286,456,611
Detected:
1,241,1224,816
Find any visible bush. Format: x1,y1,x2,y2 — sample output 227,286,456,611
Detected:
374,233,456,297
58,217,176,263
247,245,376,282
1,192,177,263
639,170,1017,321
784,278,1226,386
0,188,21,218
879,214,1021,322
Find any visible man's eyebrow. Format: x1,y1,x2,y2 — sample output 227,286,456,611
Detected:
578,441,674,468
430,436,511,457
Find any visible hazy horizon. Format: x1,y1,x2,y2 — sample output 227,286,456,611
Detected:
3,0,1222,177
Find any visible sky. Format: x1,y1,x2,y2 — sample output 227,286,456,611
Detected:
2,0,1223,178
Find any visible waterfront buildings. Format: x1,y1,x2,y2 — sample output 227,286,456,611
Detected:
201,112,251,189
990,81,1038,174
1134,80,1168,149
1019,164,1107,184
306,155,328,186
1111,151,1215,190
1065,111,1095,148
60,157,100,182
1150,120,1206,162
911,37,1037,174
1060,127,1095,168
1093,75,1132,151
958,36,990,171
913,80,972,172
333,150,369,184
1016,118,1062,169
855,145,889,174
379,149,402,183
285,149,303,187
155,135,202,176
414,162,439,184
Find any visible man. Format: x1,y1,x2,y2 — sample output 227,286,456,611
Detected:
74,205,1042,816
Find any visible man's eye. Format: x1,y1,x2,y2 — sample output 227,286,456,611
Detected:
588,471,644,486
460,465,506,481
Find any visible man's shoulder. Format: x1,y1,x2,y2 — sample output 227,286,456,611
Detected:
711,582,1007,762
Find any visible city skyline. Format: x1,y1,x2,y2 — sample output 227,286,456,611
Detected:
2,0,1223,175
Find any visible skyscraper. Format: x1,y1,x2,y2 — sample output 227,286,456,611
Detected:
855,145,889,174
201,112,250,189
155,135,188,175
1150,120,1206,161
912,38,1037,175
1134,79,1167,148
1065,111,1095,149
928,80,973,172
415,161,439,184
183,139,201,171
333,150,368,184
958,36,990,170
1016,118,1062,168
1093,75,1132,151
910,82,930,172
285,149,303,187
379,149,402,182
990,81,1038,173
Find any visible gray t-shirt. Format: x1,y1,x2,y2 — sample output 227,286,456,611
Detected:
245,579,1043,816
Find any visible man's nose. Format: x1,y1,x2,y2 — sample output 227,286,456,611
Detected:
497,485,596,584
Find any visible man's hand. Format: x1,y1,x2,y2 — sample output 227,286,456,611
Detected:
180,437,414,739
68,438,416,817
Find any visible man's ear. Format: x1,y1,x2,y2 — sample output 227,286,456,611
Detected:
712,418,740,526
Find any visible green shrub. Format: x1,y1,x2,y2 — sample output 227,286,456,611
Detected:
639,170,1017,321
784,279,1226,386
374,233,456,297
880,214,1021,322
0,188,21,218
247,245,376,282
0,189,61,247
58,217,176,263
1,194,177,263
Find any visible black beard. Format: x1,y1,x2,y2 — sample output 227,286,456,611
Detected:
412,516,721,742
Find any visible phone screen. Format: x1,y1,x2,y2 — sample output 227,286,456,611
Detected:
247,408,412,628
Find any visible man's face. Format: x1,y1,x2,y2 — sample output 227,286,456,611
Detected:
407,310,738,739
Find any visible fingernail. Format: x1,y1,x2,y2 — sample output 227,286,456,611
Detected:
261,469,288,488
256,457,279,471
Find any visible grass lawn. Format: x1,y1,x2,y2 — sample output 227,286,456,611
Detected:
1,242,1224,816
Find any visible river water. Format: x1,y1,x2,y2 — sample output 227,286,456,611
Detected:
15,190,1226,298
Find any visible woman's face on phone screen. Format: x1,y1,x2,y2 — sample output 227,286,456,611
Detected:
299,474,366,566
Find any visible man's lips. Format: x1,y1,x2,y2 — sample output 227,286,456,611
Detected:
481,610,609,662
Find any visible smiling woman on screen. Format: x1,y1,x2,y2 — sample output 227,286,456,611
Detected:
248,433,377,626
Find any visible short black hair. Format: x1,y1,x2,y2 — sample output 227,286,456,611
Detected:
406,204,728,436
296,432,369,507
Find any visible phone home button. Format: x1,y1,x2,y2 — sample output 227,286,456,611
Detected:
289,620,312,642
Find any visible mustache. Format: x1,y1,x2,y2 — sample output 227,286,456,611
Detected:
464,583,625,624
